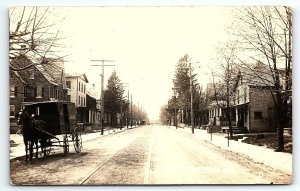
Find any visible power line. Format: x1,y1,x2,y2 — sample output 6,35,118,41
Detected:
91,59,115,135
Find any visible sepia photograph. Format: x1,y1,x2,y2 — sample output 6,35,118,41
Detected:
8,5,292,185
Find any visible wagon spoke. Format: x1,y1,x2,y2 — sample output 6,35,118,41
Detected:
73,127,82,153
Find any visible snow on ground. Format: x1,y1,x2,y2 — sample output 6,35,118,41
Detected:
169,126,292,175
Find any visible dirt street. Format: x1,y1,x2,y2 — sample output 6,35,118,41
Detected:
10,125,291,185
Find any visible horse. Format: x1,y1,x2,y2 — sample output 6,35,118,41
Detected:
17,109,49,161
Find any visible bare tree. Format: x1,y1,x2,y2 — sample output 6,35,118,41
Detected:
211,42,239,139
234,6,292,151
9,7,65,71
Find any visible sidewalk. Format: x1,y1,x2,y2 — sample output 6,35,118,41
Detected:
9,125,138,160
169,126,292,175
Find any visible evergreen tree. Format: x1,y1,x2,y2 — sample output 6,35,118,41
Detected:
104,71,124,127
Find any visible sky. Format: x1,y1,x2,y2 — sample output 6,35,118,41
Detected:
52,6,234,121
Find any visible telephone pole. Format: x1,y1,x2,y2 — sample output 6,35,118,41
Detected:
189,62,194,134
127,89,129,128
183,60,200,134
130,94,133,127
91,59,115,135
120,83,129,130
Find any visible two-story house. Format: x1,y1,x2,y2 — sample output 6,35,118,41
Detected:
65,73,89,123
234,63,277,132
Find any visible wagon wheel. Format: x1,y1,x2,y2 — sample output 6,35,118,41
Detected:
73,127,82,153
45,146,51,156
42,144,52,157
63,135,69,155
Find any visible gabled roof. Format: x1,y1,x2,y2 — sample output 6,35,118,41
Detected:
35,65,58,86
237,61,275,88
65,72,89,83
35,58,66,87
10,55,67,87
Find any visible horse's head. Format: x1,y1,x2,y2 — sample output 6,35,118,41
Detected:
17,109,31,125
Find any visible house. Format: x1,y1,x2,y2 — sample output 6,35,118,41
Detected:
85,85,101,130
65,73,89,123
233,62,277,132
9,56,68,133
9,71,26,133
206,82,236,128
206,61,279,133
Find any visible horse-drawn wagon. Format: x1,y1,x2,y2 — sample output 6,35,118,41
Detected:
18,101,83,161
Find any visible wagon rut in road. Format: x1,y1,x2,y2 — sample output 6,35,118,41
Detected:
80,136,150,185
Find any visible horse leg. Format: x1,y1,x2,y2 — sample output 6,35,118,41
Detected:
42,139,47,157
35,140,39,159
43,141,47,157
29,141,34,161
24,141,28,162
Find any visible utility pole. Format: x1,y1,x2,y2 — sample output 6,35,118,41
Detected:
130,94,133,127
175,95,177,129
189,62,194,134
127,89,129,128
120,83,129,130
91,59,115,135
183,61,200,134
172,86,180,129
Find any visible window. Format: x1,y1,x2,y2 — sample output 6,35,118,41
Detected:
78,82,80,91
10,105,15,118
50,87,54,98
41,88,45,98
67,95,71,101
29,69,35,80
24,86,29,97
56,89,59,99
84,85,86,93
36,86,43,98
78,96,80,105
83,97,85,106
81,97,83,106
66,81,71,89
34,87,37,98
10,85,15,97
81,84,83,92
254,111,263,119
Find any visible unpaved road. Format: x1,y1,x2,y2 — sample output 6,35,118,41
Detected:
10,125,292,185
